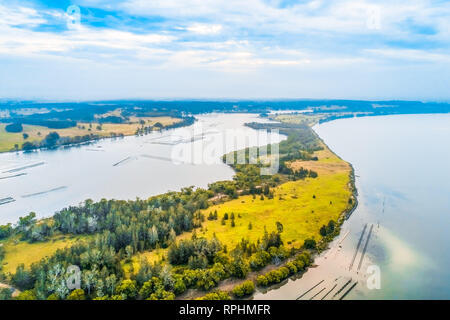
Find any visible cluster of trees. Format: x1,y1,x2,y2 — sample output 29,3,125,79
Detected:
21,132,105,151
5,123,23,133
319,220,336,238
256,251,311,287
168,237,222,268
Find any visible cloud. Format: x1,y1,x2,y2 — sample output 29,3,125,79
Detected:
185,23,223,35
0,0,450,100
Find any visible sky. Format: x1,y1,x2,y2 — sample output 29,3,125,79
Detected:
0,0,449,101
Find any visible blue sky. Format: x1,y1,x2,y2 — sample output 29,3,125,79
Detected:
0,0,449,101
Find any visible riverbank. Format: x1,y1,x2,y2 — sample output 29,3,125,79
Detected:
0,116,185,154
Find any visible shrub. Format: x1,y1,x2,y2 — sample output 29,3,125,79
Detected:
249,251,271,271
303,239,316,249
256,275,268,287
286,262,298,275
115,279,138,299
15,289,36,300
232,280,255,298
67,289,86,300
197,291,231,300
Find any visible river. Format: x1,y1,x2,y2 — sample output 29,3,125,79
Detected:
0,113,284,225
254,113,450,300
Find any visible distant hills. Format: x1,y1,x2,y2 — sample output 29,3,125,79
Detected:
1,99,450,126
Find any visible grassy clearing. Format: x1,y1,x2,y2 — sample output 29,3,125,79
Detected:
0,116,181,153
0,234,90,274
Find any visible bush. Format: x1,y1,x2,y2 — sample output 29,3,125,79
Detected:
231,280,255,298
286,262,298,275
15,290,37,300
115,279,138,299
249,251,271,271
197,291,231,300
256,275,268,287
230,257,249,279
303,239,316,249
67,289,86,300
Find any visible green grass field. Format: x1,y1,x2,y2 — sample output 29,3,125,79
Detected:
0,235,90,274
0,116,181,153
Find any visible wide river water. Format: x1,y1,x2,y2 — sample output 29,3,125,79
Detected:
255,113,450,300
0,113,284,224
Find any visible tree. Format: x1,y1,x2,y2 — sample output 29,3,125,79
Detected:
43,132,60,147
15,290,37,300
11,264,34,290
231,280,255,298
115,279,137,299
327,220,335,234
320,225,327,237
230,256,249,279
0,288,12,300
303,239,316,249
197,291,230,300
67,289,86,300
5,123,23,133
276,221,283,233
22,141,35,150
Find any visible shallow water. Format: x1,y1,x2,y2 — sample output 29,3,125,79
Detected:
255,113,450,300
0,113,284,224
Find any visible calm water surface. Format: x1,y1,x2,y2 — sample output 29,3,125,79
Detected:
0,113,284,224
255,113,450,300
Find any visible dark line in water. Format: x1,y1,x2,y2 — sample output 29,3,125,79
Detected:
357,224,374,271
3,162,45,173
349,224,367,270
0,173,27,180
147,141,177,146
295,280,324,300
21,186,67,198
321,284,337,300
0,197,15,205
113,156,131,166
309,287,326,300
339,282,358,300
333,279,352,298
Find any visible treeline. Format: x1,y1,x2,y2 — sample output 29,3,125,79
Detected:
21,132,105,151
256,252,311,287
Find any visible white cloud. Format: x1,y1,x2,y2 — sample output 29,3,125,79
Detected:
186,23,223,35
